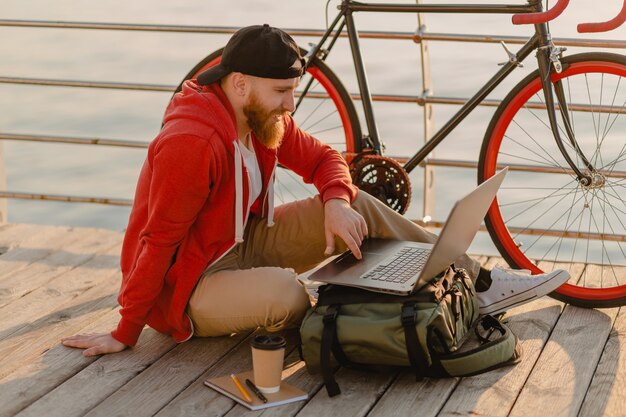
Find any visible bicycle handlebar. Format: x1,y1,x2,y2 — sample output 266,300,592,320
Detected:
577,0,626,32
512,0,569,25
512,0,625,33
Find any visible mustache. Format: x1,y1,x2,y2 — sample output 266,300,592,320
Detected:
270,110,290,118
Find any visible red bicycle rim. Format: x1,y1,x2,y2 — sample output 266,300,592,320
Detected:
483,61,626,302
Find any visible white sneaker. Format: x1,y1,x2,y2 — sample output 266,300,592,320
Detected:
477,266,570,315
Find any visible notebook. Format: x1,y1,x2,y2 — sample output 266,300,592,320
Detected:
309,168,508,295
204,371,308,411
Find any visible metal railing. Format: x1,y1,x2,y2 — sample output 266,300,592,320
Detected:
0,17,625,217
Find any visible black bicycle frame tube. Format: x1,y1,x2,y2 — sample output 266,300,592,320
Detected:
347,3,533,14
403,35,540,173
345,8,383,152
295,18,346,114
552,80,593,170
332,0,540,167
308,0,594,176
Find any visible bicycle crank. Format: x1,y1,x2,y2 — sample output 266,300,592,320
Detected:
351,155,412,214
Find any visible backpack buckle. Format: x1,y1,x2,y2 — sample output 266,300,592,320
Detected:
323,305,340,324
476,314,506,343
401,304,417,326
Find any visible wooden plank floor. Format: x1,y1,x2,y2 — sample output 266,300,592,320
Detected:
0,223,624,417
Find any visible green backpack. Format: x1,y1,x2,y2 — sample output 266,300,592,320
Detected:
300,267,520,397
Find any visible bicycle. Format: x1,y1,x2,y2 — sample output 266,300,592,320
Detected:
170,0,626,308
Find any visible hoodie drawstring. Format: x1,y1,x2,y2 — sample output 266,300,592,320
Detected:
267,161,277,227
233,140,244,243
234,140,277,240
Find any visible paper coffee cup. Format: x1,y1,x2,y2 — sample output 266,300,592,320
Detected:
250,334,286,394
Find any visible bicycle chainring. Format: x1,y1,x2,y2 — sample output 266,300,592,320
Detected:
351,155,411,214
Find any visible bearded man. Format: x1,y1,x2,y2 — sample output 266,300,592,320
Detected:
62,25,568,356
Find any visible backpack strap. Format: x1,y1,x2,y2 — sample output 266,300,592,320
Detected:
429,315,520,377
320,304,378,397
401,302,430,379
320,304,342,397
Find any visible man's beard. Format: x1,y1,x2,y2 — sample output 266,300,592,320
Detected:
243,93,287,149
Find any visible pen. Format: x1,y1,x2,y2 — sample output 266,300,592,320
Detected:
245,378,268,403
230,374,252,403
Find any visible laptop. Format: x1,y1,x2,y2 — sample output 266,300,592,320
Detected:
309,167,508,295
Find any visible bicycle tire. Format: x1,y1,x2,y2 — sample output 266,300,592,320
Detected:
479,52,626,308
170,48,362,205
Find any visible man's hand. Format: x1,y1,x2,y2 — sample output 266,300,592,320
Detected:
61,332,127,357
324,198,368,259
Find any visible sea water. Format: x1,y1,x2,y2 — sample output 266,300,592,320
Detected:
1,0,623,257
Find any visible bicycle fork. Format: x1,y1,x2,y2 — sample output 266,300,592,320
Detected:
535,33,595,187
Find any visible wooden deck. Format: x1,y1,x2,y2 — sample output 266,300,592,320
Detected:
0,222,624,417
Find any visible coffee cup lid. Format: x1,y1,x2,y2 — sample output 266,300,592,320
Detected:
250,334,286,350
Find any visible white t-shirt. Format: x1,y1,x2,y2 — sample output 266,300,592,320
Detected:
238,137,262,210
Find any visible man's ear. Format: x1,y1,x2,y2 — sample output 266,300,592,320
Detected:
230,72,249,97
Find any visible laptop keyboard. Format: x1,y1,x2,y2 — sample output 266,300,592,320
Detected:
360,246,430,283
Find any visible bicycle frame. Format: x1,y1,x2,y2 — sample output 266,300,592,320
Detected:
302,0,594,184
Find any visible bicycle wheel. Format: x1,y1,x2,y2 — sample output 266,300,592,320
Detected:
479,52,626,308
171,47,362,205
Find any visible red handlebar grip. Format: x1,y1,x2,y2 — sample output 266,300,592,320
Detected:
578,0,626,32
512,0,570,25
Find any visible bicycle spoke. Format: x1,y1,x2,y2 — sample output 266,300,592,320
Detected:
581,190,598,287
587,189,613,286
601,143,626,173
602,95,626,150
296,77,328,126
600,76,621,140
598,190,626,265
524,96,572,148
554,184,582,265
585,74,601,148
589,76,626,168
498,188,579,208
596,74,606,168
596,189,625,286
506,180,583,236
505,187,580,226
603,183,626,217
513,98,575,164
285,169,317,194
299,107,337,133
298,97,330,129
598,97,626,152
579,188,625,287
520,191,587,254
308,124,347,136
597,192,626,246
274,175,299,203
498,148,565,169
531,94,580,157
569,198,587,268
504,123,566,168
598,73,604,147
600,144,626,175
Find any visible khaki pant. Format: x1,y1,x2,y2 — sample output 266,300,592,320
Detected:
187,190,480,337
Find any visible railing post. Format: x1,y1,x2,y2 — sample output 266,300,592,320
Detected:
0,142,7,223
416,0,435,222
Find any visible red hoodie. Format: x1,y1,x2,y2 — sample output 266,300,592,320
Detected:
111,80,358,346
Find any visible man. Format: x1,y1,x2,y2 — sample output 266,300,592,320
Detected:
62,25,569,356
